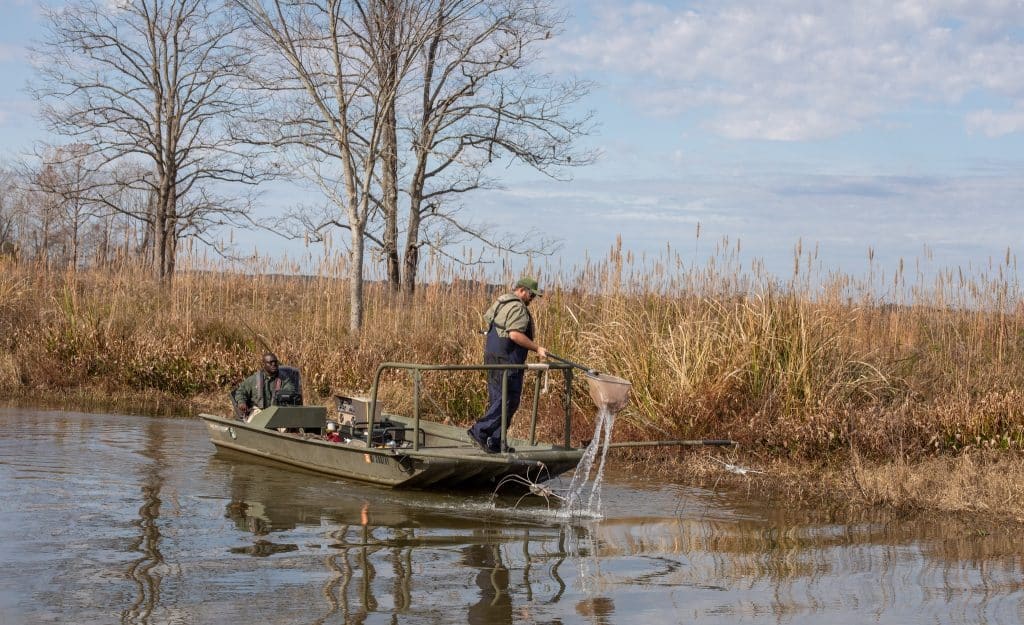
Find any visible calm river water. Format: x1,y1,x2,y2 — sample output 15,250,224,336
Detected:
1,407,1022,625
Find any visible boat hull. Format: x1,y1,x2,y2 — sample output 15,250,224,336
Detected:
201,413,583,490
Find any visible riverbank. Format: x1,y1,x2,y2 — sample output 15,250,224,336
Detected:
662,449,1024,526
2,250,1023,521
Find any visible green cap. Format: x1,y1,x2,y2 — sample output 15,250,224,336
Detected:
515,276,542,297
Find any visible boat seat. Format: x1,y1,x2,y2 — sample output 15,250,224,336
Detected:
274,366,303,404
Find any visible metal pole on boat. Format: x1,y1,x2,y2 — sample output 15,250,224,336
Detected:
563,368,573,448
229,392,243,421
530,374,541,446
412,370,422,451
368,365,384,448
500,368,509,453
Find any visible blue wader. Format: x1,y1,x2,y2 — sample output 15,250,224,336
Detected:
469,303,532,452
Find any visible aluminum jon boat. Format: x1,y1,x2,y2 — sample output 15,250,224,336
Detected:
201,361,632,490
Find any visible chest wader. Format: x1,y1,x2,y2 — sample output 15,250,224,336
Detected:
470,298,534,450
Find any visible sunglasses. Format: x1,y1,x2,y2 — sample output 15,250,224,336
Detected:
264,359,278,365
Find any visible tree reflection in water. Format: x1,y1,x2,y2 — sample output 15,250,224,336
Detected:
218,453,582,624
121,419,166,625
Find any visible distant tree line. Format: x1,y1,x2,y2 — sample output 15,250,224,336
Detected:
0,154,156,270
12,0,593,332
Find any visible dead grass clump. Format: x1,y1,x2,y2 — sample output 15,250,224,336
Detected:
656,449,1024,523
844,451,1024,520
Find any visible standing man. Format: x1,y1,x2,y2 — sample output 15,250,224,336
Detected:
468,277,548,453
233,352,300,419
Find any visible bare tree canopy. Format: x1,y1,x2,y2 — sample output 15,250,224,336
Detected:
396,0,596,293
232,0,594,325
0,168,24,259
27,145,104,270
31,0,270,281
230,0,440,330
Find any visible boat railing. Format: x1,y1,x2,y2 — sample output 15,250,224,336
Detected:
367,362,577,452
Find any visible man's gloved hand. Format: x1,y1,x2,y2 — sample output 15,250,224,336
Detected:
237,403,249,418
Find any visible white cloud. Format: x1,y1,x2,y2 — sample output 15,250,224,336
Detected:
966,108,1024,137
555,0,1024,140
709,107,855,141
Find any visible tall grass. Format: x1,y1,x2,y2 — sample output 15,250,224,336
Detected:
2,236,1022,462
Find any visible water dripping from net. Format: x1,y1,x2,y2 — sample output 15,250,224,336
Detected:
560,405,616,519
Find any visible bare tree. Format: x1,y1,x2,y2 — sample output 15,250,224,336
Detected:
261,0,594,295
110,174,161,266
228,0,592,329
3,156,153,268
0,168,23,259
28,145,105,270
19,169,62,266
32,0,266,283
394,0,594,294
231,0,433,330
373,0,405,291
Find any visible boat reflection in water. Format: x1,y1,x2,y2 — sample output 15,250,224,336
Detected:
213,448,591,625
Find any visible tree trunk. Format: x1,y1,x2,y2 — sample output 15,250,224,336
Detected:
349,227,365,332
166,218,178,279
402,127,431,295
70,206,79,272
156,181,172,283
41,208,51,269
382,98,400,292
401,192,422,296
380,1,401,292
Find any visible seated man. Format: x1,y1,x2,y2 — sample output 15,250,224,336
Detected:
233,352,302,419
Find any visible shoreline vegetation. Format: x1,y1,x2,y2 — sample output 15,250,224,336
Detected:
3,241,1023,523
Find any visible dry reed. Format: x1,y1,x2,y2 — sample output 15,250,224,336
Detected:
2,236,1022,475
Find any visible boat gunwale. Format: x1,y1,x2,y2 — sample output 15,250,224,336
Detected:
199,412,583,463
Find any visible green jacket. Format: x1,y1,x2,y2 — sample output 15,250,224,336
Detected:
483,293,533,339
234,368,300,409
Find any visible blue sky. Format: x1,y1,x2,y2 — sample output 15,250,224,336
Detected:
3,0,1024,282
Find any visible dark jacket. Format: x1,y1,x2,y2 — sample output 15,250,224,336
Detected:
233,366,301,409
